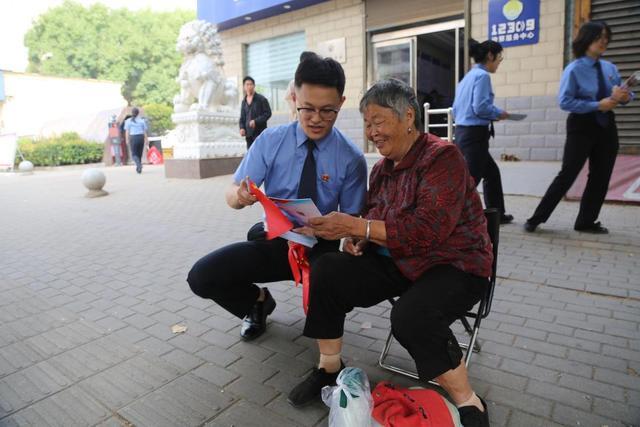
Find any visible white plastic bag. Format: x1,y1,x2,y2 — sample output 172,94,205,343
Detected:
321,367,373,427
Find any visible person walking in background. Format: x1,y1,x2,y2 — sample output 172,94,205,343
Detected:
108,114,122,166
524,21,632,234
239,76,272,150
453,40,514,225
124,107,148,174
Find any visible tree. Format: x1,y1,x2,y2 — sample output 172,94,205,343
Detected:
24,1,193,106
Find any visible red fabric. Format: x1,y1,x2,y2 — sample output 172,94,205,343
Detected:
365,133,493,280
372,382,454,427
287,242,310,314
249,181,311,313
248,181,293,239
147,146,163,165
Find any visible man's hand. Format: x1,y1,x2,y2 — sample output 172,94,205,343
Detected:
611,85,631,104
236,177,258,207
498,111,509,120
240,128,246,137
343,237,367,256
309,212,360,241
598,97,618,112
249,120,256,129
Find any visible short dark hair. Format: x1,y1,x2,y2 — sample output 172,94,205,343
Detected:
242,76,255,84
572,21,611,58
469,39,503,64
294,51,346,96
359,79,422,130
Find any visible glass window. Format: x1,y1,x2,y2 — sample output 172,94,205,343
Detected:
244,32,305,111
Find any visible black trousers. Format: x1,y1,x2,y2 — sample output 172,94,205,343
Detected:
187,232,339,319
303,252,488,381
455,125,506,214
528,113,618,228
245,135,256,150
130,134,145,170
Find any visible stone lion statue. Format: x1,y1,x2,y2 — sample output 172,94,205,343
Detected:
173,20,238,113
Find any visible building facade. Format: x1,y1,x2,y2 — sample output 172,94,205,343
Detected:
200,0,639,159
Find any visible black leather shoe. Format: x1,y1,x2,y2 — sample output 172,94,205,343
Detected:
500,214,514,225
458,397,490,427
287,362,345,407
524,220,538,232
240,288,276,341
574,221,608,234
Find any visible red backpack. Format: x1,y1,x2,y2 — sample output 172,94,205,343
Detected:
372,382,460,427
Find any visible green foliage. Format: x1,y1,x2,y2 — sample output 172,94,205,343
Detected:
143,103,175,136
24,1,194,105
16,133,103,167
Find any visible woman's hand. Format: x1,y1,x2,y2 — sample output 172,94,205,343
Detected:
611,85,631,104
498,111,510,120
309,212,361,241
598,97,618,112
343,237,367,256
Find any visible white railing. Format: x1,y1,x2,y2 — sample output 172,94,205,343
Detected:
423,102,455,142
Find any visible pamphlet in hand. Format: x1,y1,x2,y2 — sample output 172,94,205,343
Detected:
270,197,322,226
505,113,527,121
622,71,640,89
247,180,319,247
270,197,321,248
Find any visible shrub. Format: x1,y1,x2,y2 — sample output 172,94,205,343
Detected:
143,103,175,137
16,132,103,166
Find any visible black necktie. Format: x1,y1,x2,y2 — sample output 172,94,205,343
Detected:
595,61,609,127
297,139,317,203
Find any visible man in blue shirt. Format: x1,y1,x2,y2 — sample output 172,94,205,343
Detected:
525,21,633,234
187,52,367,342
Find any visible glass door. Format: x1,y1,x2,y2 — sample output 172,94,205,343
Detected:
372,37,416,88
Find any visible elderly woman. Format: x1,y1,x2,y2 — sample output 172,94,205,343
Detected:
287,79,493,427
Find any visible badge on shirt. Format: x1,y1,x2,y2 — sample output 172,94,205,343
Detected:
321,174,330,182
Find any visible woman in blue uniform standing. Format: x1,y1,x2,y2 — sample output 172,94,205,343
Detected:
524,21,632,234
124,107,149,174
453,40,513,224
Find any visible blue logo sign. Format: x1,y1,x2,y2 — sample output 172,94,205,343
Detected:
488,0,540,47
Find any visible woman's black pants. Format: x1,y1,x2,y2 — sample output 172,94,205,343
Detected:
130,135,145,171
455,125,506,214
303,252,488,381
528,113,618,228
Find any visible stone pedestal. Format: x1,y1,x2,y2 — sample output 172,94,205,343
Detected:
164,110,245,179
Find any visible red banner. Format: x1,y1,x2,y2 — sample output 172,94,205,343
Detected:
567,155,640,204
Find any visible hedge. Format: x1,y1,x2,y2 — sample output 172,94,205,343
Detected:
143,103,174,137
16,132,104,167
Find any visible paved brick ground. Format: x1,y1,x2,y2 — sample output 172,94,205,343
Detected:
1,164,639,427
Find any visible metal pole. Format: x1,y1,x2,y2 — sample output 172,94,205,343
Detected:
423,102,430,133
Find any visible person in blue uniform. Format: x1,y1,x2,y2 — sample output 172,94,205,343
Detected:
525,21,632,234
186,52,367,343
124,107,148,174
452,40,513,224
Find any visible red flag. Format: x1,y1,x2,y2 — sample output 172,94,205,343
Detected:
247,180,293,239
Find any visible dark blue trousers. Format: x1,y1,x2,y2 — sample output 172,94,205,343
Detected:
455,125,506,214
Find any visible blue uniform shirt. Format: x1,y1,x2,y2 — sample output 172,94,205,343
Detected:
124,117,148,135
558,56,634,113
234,121,367,215
452,64,504,126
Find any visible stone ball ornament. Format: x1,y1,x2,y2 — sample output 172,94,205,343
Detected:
18,160,34,174
81,169,108,198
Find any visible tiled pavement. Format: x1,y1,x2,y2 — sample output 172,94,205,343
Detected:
0,164,639,427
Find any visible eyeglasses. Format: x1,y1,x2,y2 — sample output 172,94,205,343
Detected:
296,107,339,121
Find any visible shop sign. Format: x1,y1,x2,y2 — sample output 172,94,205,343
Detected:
488,0,540,47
